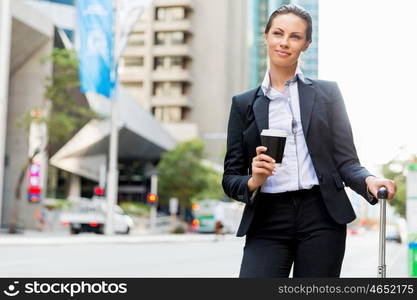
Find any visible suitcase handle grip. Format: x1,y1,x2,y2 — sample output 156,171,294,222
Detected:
377,186,388,200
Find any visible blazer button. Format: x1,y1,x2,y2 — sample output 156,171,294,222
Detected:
318,174,323,182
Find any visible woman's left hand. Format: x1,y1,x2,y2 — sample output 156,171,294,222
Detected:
365,176,397,200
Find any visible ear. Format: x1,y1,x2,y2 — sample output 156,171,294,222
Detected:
263,33,268,45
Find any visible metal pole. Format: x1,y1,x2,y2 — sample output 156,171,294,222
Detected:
0,0,12,228
105,0,120,235
105,99,119,235
170,197,178,232
378,198,386,277
99,163,107,188
150,174,158,232
377,186,388,278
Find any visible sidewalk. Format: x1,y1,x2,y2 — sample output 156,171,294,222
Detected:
0,231,238,246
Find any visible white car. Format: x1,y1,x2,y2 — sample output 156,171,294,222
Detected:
60,197,134,235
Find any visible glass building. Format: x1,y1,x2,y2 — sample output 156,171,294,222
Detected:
249,0,319,87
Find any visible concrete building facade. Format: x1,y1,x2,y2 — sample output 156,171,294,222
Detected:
119,0,249,165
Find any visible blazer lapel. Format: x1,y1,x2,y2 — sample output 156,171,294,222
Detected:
253,88,269,136
252,77,316,138
297,77,316,137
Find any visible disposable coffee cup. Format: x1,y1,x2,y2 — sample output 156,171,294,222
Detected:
260,129,288,167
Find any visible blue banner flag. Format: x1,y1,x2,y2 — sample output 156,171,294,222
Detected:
77,0,114,98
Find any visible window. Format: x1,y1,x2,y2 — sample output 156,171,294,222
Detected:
153,82,188,97
154,57,165,70
170,107,182,122
155,32,166,45
155,7,186,21
172,82,189,96
154,56,186,70
127,32,145,46
171,56,184,69
180,82,189,95
181,107,189,121
171,31,185,44
171,82,182,97
124,57,144,68
155,31,187,45
159,106,181,122
153,107,163,121
155,7,166,21
153,82,166,96
170,7,185,20
154,107,183,123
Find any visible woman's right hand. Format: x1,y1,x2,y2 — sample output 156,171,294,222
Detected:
247,146,276,192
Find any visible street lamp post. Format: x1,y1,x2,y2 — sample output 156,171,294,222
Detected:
105,0,120,235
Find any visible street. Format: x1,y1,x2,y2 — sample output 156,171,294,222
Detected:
0,229,408,277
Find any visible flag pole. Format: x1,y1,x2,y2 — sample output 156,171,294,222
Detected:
105,0,120,235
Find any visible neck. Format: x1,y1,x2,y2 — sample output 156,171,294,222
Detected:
269,62,298,92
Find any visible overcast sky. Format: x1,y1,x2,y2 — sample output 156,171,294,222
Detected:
319,0,417,174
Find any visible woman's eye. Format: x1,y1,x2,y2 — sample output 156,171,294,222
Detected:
291,35,300,39
274,32,283,35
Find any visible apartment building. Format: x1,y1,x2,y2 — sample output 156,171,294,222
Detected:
119,0,249,165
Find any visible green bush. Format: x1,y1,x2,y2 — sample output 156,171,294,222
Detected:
171,226,185,234
120,202,150,217
43,198,73,210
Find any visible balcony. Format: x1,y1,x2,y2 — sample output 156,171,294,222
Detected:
123,47,146,57
152,69,192,82
153,0,192,8
119,69,146,82
153,20,192,33
153,44,192,57
150,96,192,107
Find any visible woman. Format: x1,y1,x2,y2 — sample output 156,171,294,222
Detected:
222,4,396,278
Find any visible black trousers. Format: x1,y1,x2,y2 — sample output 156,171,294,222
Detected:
239,186,347,278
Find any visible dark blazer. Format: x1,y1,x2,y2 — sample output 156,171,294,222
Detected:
222,77,378,237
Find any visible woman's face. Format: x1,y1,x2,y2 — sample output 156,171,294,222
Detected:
265,13,311,68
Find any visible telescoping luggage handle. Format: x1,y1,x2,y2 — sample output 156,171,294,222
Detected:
377,186,388,278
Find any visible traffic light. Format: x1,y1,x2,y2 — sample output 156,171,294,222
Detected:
147,193,157,204
94,186,104,197
192,219,199,229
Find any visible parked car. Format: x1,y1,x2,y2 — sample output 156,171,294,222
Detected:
60,197,133,235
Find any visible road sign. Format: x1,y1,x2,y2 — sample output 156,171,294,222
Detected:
28,163,41,203
169,198,178,214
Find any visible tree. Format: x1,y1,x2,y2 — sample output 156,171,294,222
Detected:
381,150,417,218
43,48,100,155
157,139,221,223
19,48,99,154
191,167,225,203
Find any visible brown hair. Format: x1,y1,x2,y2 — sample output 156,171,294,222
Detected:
264,4,313,42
